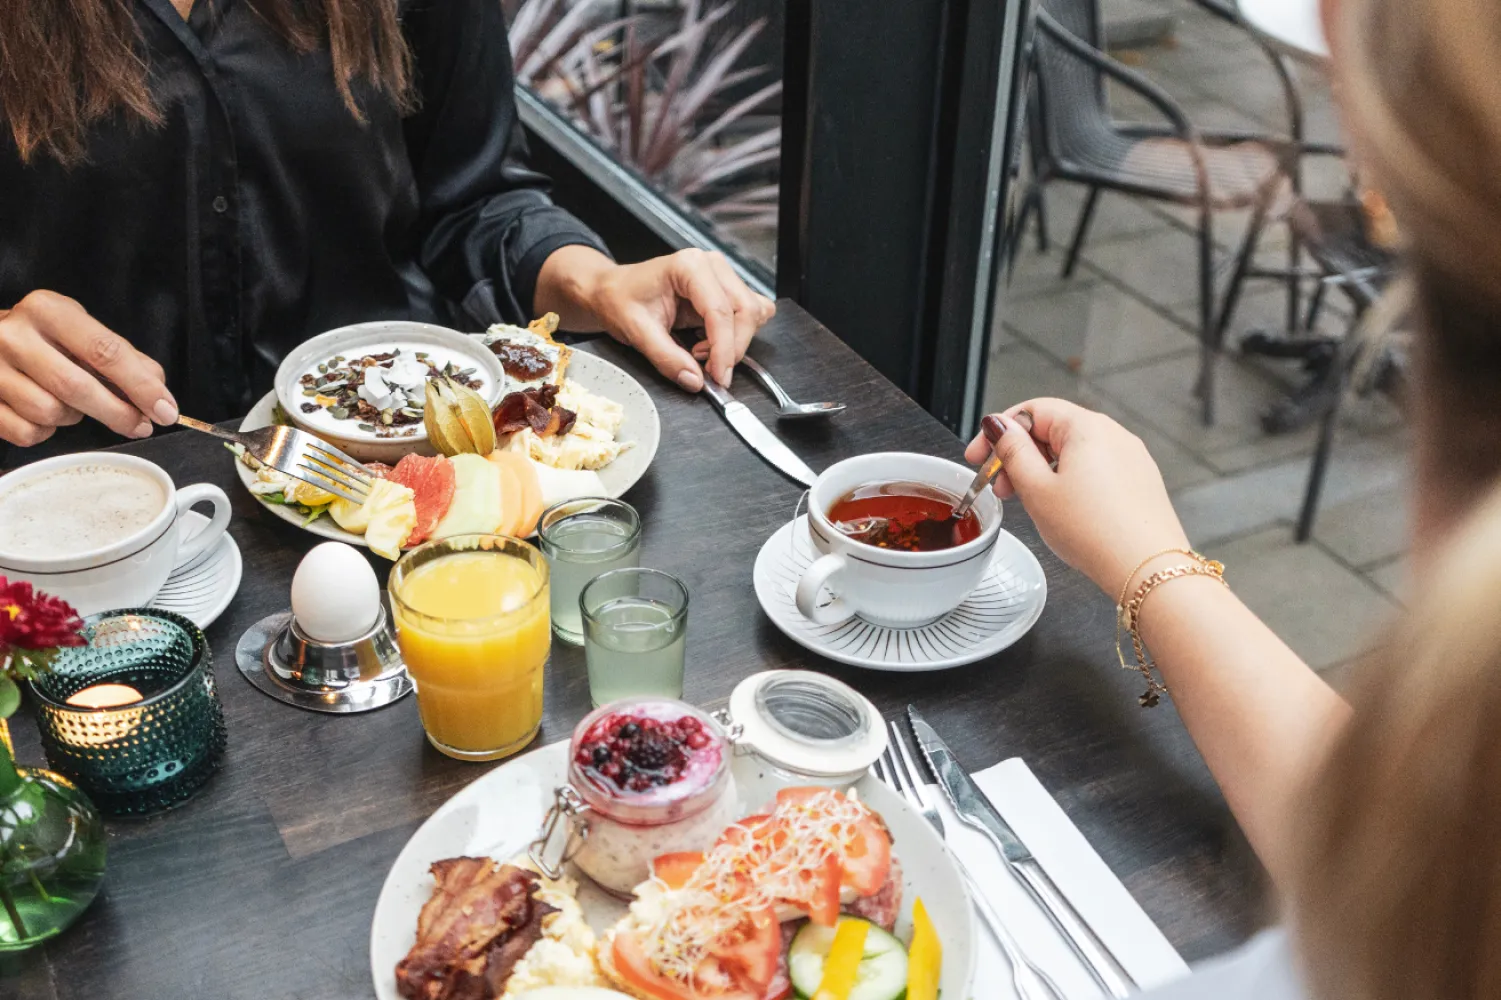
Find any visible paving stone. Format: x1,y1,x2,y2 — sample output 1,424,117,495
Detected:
1365,557,1408,603
1082,231,1209,312
1170,432,1408,546
1211,526,1400,671
979,340,1219,493
1093,352,1400,475
1005,281,1195,376
1313,486,1410,568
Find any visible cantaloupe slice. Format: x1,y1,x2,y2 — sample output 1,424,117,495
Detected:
488,451,543,537
491,455,524,538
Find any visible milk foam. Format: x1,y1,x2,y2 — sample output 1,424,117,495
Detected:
0,464,166,558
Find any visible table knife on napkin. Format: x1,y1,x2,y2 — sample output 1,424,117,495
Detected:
909,705,1138,997
701,376,817,487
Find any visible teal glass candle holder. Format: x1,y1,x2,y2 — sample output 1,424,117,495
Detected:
28,609,227,817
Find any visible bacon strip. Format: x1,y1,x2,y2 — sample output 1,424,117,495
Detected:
395,860,557,1000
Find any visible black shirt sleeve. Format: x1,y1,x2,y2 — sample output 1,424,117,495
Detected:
400,0,611,327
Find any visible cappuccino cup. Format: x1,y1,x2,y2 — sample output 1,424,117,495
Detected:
0,453,232,616
795,453,1001,628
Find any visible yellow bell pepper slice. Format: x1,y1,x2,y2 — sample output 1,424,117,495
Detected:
814,917,871,1000
907,897,943,1000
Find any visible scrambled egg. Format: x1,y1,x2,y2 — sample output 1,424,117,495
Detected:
502,859,608,997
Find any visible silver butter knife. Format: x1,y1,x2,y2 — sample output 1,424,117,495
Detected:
701,377,817,487
908,705,1138,997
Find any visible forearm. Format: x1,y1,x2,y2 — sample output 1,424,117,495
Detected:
533,245,615,332
1135,568,1351,885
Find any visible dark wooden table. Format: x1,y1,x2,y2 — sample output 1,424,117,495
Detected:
2,303,1261,998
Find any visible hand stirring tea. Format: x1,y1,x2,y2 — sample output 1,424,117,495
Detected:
832,412,1029,550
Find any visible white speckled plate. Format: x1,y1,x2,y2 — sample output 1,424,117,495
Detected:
146,510,242,629
368,740,977,1000
755,516,1047,671
233,349,660,552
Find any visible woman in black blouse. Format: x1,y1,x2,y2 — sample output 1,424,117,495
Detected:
0,0,774,457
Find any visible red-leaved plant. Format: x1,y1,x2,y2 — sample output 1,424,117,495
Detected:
0,579,85,720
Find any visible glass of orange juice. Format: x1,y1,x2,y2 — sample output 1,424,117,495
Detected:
389,534,550,761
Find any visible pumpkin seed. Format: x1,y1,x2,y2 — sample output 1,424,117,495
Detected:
381,410,394,425
302,387,319,397
358,422,377,433
399,407,423,419
330,406,349,420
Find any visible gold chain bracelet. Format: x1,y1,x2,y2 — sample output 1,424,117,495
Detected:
1115,553,1226,707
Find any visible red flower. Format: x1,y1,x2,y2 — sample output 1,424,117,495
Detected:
0,578,85,652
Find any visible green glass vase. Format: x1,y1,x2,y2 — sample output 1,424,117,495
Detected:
0,719,107,951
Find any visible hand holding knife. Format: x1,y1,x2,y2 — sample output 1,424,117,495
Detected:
676,332,817,487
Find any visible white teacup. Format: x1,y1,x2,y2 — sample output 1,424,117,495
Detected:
795,452,1002,628
0,453,232,616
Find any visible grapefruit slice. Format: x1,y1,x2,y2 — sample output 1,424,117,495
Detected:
387,453,456,548
487,451,543,536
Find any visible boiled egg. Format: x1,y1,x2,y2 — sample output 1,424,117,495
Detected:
291,541,381,643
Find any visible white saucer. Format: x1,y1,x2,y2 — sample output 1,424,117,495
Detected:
753,516,1047,671
148,510,243,629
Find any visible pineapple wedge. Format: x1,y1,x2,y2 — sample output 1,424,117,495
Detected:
329,479,417,561
365,488,418,560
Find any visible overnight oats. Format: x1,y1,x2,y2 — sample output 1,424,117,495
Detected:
565,698,738,896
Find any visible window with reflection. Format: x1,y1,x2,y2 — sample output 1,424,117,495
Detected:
504,0,783,271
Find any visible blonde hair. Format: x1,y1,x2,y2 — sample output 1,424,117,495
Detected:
1291,480,1501,999
1285,1,1501,995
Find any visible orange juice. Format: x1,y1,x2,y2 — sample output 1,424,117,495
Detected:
390,539,550,760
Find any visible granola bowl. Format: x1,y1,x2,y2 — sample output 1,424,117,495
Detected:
274,321,507,464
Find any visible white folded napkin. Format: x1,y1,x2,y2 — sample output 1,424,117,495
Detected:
934,758,1191,998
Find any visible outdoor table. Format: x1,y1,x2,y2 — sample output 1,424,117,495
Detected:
2,301,1262,999
1239,0,1330,64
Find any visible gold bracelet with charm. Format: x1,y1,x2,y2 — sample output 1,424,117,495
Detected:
1114,550,1226,707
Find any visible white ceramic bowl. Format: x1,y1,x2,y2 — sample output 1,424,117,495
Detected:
796,452,1002,628
274,321,507,464
0,453,232,616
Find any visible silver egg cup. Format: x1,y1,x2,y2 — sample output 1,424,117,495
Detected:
234,601,413,713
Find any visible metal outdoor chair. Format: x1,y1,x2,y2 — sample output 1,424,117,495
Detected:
1015,0,1306,425
1281,199,1404,541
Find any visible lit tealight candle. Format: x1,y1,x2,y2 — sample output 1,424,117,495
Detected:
66,683,144,709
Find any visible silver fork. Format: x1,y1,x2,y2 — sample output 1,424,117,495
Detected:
876,721,1066,1000
177,415,373,504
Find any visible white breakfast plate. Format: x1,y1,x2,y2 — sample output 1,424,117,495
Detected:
234,349,660,551
754,516,1048,671
147,510,242,629
368,740,977,1000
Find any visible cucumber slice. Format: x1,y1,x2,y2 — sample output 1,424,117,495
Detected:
789,918,909,1000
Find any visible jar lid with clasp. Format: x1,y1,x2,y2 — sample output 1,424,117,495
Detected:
718,670,888,786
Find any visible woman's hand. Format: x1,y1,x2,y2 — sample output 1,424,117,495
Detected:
535,245,775,392
0,291,177,448
965,397,1191,596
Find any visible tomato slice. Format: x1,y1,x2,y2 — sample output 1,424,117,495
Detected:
839,812,892,895
652,852,706,890
611,905,781,1000
796,852,843,926
772,787,893,896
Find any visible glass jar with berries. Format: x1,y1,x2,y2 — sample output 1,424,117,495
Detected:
530,697,738,897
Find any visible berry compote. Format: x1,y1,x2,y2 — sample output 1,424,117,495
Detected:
564,697,737,896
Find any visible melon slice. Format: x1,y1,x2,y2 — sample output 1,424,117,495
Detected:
490,456,524,538
431,453,504,540
487,451,544,537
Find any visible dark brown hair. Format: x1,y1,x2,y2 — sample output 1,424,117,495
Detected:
0,0,412,165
